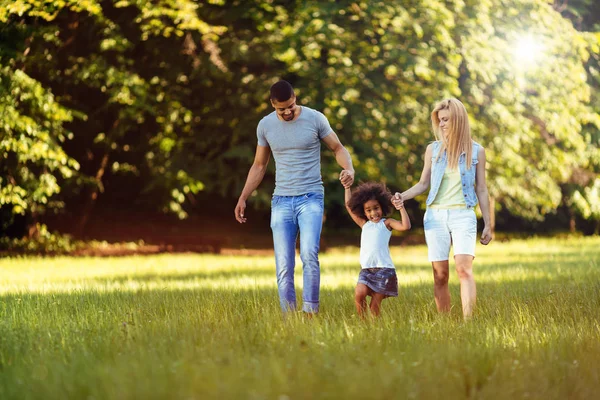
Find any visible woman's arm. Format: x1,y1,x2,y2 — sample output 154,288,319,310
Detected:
392,144,433,208
345,187,366,227
475,147,492,245
401,144,433,200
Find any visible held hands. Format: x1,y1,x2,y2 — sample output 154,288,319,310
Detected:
234,199,247,223
339,170,355,188
391,192,404,210
480,226,492,245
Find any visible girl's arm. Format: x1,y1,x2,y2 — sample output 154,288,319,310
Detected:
475,147,492,245
345,187,367,227
385,205,411,231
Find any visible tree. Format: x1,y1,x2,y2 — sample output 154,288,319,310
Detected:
0,0,227,235
2,0,599,239
0,66,79,236
230,0,600,230
554,0,600,232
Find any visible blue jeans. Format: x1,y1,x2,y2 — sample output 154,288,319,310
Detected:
270,192,324,313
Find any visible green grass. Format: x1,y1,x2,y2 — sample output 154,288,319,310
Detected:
1,237,599,399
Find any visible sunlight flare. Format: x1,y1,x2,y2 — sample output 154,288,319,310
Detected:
513,34,545,68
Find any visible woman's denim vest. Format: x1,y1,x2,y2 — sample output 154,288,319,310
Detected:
426,141,481,207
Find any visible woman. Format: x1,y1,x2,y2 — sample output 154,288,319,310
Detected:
393,98,492,319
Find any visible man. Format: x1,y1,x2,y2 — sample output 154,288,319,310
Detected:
234,80,354,315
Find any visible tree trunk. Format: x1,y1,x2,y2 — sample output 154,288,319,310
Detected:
27,211,40,239
75,120,119,237
76,151,110,237
569,209,576,233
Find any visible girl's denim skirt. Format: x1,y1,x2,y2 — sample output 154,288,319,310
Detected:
357,267,398,297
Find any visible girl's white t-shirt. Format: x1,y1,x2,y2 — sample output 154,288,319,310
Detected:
360,219,394,269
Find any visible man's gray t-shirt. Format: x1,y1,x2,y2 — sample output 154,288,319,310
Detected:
257,106,333,196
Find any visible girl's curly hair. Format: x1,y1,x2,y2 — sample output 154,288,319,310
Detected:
347,182,393,220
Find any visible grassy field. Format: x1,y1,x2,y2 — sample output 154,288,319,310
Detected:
0,237,599,399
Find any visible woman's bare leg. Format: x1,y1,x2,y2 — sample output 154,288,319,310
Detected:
455,255,476,319
432,261,451,313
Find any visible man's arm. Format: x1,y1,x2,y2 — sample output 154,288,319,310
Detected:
475,147,492,245
322,131,354,188
234,145,271,223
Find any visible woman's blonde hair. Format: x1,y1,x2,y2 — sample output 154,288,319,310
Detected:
431,98,472,170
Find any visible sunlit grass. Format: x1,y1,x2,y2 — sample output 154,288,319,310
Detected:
0,237,599,399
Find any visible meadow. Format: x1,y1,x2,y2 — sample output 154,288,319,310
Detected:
0,237,599,399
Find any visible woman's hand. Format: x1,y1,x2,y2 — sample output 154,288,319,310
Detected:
480,226,492,245
391,193,404,210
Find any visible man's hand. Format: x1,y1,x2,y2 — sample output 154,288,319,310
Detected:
480,226,492,245
339,170,354,188
391,192,404,209
234,199,247,223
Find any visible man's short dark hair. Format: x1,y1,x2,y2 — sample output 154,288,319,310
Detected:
270,80,295,102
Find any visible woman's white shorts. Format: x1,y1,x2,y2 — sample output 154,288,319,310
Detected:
424,208,477,262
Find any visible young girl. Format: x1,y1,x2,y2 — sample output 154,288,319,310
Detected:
345,182,411,317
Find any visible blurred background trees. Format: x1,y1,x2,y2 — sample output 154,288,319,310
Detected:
1,0,599,246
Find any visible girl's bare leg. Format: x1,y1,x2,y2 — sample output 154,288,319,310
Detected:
355,284,369,317
369,293,386,317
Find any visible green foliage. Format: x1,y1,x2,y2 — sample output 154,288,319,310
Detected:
270,1,459,190
563,29,600,224
455,0,599,220
1,0,219,226
1,0,599,233
0,66,79,228
571,178,600,220
195,0,600,225
0,223,81,254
